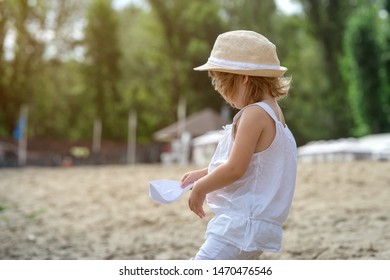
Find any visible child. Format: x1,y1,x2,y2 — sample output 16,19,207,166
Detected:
181,30,297,260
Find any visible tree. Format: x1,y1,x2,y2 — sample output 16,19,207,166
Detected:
0,0,92,140
275,14,332,144
384,0,390,96
297,0,359,138
0,1,9,137
219,0,278,37
147,0,225,114
342,5,390,136
84,0,123,139
0,0,46,138
141,0,226,143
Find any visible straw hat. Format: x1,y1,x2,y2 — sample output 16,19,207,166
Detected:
194,30,287,77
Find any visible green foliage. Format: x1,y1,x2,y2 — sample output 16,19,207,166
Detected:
147,0,225,107
138,0,225,142
219,0,277,36
342,5,390,136
0,2,7,137
84,0,123,139
297,0,360,139
0,203,6,212
0,0,46,137
1,0,389,148
277,15,332,144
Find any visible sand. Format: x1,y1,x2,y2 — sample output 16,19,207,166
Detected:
0,161,389,260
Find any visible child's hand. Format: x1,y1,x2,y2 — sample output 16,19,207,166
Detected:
180,168,208,188
188,186,206,219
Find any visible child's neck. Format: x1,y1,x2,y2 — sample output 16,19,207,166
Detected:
261,96,277,105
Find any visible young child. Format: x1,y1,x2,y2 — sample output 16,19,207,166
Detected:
181,30,297,260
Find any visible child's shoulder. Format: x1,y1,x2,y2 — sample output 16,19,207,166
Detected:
236,103,274,131
240,103,271,121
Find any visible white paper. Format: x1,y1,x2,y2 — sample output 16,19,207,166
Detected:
149,179,193,204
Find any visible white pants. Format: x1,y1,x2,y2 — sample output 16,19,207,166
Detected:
192,235,263,260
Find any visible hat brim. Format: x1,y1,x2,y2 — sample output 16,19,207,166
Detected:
194,62,287,78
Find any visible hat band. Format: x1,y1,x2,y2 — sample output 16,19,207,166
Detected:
208,56,281,70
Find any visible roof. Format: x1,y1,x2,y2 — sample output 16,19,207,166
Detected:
297,133,390,160
192,130,225,146
153,108,230,142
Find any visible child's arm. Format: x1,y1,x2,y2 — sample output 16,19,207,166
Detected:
181,167,208,187
188,106,272,218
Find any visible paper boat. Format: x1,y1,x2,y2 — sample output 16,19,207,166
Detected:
149,179,193,204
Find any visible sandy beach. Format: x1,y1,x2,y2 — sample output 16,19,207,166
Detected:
1,161,390,260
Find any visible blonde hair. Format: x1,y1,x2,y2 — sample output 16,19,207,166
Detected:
209,71,291,107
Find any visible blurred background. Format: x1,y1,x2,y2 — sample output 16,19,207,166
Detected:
1,0,390,261
0,0,390,166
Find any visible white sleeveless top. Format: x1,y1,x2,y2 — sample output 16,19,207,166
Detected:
206,102,297,252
